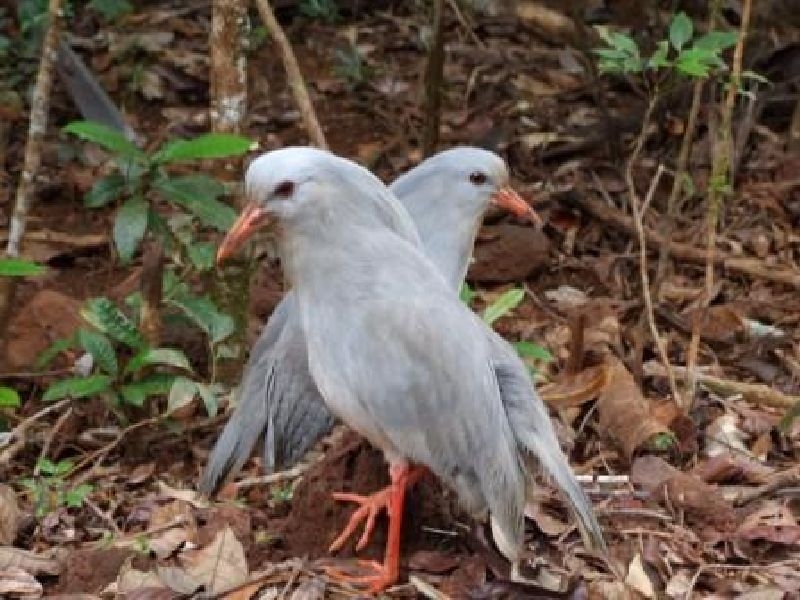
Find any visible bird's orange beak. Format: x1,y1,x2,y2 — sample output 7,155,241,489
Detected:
216,202,270,265
490,186,543,227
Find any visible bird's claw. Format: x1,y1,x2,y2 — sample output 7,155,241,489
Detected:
329,488,392,552
323,559,395,594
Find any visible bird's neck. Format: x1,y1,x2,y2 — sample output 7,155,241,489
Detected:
402,200,482,292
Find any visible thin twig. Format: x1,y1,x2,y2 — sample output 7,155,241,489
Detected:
234,463,309,490
253,0,327,149
0,399,71,464
626,96,680,404
571,192,800,287
645,362,800,409
688,0,752,411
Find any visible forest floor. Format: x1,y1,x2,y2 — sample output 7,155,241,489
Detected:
1,1,800,598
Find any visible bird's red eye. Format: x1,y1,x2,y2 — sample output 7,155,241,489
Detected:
469,171,488,185
274,181,294,197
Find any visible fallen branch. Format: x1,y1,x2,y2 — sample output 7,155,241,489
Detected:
253,0,327,149
572,193,800,287
645,362,800,410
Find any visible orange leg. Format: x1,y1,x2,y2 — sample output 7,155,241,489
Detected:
325,463,425,594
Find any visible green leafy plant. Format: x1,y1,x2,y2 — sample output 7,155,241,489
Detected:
0,257,46,277
594,12,738,78
21,458,93,518
62,121,253,268
334,45,372,88
478,287,553,368
38,290,229,414
38,297,189,408
298,0,339,22
270,483,294,504
88,0,132,22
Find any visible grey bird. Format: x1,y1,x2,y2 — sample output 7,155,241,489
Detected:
214,147,605,592
201,148,537,486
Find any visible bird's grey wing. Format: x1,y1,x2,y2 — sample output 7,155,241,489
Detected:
263,314,335,471
488,333,606,554
199,294,334,495
325,297,526,560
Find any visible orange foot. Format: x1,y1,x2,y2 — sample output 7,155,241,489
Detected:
328,488,392,552
323,559,396,595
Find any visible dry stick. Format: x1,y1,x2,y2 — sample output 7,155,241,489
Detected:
646,362,800,410
688,0,752,410
0,0,62,343
254,0,327,149
626,97,680,404
0,398,71,464
653,80,704,290
422,0,446,157
572,193,800,287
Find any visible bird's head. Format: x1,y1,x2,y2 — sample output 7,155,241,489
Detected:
391,147,541,226
216,147,419,264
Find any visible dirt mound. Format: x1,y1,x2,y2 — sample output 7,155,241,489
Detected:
274,431,471,563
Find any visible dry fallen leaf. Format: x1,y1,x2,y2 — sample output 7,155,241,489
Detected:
179,526,248,594
0,485,21,546
0,566,42,598
540,363,610,409
624,554,655,599
596,358,670,459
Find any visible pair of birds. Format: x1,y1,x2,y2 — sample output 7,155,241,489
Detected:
203,146,606,593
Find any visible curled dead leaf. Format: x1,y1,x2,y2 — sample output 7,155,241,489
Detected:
0,485,21,546
540,363,610,409
596,358,670,459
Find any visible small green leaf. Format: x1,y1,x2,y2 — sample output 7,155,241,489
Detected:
119,373,176,406
609,32,639,56
0,257,46,277
168,293,234,344
114,195,148,263
482,288,525,326
63,120,143,160
460,282,476,306
154,175,236,231
77,328,118,376
513,341,554,362
84,173,127,208
36,457,61,475
65,483,93,507
669,12,693,51
35,337,75,370
167,376,198,414
187,242,216,271
693,30,738,52
0,386,20,407
82,297,146,349
593,47,631,61
43,375,113,402
89,0,132,21
195,382,219,417
152,133,254,164
647,40,671,69
125,347,192,375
